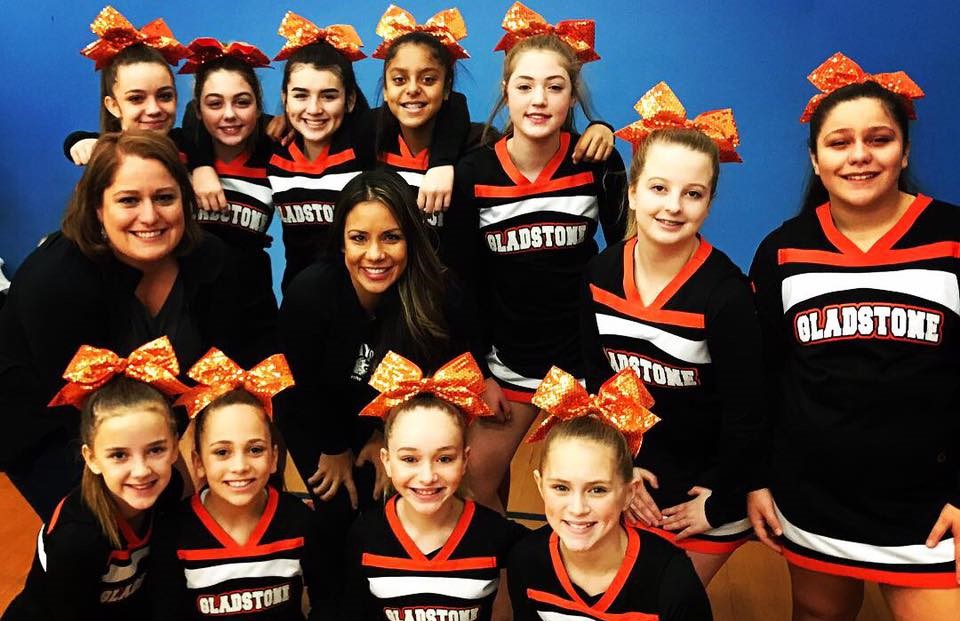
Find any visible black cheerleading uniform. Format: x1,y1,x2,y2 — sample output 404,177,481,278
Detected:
749,194,960,588
3,472,183,621
63,127,209,168
507,525,711,621
448,132,626,400
581,237,763,553
378,134,445,229
150,486,322,620
344,496,527,621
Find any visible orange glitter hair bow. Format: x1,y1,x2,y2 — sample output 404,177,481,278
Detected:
360,351,493,424
615,81,742,163
494,2,599,64
80,6,189,70
528,367,660,456
373,5,469,60
274,11,366,62
48,336,189,410
176,349,294,419
179,38,271,74
800,52,924,123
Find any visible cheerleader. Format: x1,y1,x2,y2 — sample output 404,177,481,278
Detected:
3,338,187,621
64,6,221,204
580,82,762,584
149,348,323,619
749,53,960,620
447,2,627,512
508,367,711,621
180,37,278,320
343,351,527,621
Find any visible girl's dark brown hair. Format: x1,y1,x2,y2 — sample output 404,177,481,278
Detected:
280,41,371,128
61,130,203,261
192,388,287,490
326,170,449,360
81,376,177,548
801,80,916,212
100,44,176,133
192,55,267,155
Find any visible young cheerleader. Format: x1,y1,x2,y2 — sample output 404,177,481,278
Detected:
65,6,222,205
508,366,712,621
580,82,762,585
180,37,278,317
3,337,187,621
749,52,960,620
447,2,627,511
343,351,528,621
150,348,324,619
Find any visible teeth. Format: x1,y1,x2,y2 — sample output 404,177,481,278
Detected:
402,103,426,109
364,267,389,274
226,480,252,488
845,173,876,180
132,230,163,239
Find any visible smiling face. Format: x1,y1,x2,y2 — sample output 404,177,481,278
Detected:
811,97,909,212
381,404,468,516
193,403,278,509
283,64,355,154
97,154,185,271
198,69,259,159
384,42,449,144
504,48,575,142
629,140,713,251
536,437,633,553
104,62,177,133
82,408,177,520
343,199,408,311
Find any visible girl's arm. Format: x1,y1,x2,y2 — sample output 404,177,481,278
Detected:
579,268,613,394
63,131,100,165
596,148,628,247
149,516,192,620
658,552,713,621
419,91,472,213
40,523,109,620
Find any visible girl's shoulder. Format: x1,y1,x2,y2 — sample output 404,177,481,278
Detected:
42,489,112,559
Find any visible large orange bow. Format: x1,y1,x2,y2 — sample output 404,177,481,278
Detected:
615,82,742,163
800,52,924,123
80,6,189,70
48,336,188,409
373,5,469,60
176,349,294,419
274,11,365,62
528,367,659,456
494,2,599,64
360,351,493,423
179,38,271,74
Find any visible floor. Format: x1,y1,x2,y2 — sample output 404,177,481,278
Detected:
0,438,895,620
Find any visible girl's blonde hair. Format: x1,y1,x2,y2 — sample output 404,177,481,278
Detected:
539,416,634,484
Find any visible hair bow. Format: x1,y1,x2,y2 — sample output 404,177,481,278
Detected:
493,2,599,64
800,52,924,123
80,6,189,70
274,11,365,62
176,349,294,419
615,82,742,163
48,336,188,409
179,37,271,74
372,5,469,60
528,367,659,456
360,351,493,423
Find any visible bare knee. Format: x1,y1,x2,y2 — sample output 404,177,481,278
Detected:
790,566,863,621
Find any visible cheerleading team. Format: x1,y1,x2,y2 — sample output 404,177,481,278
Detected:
508,366,712,621
580,82,763,584
3,338,187,621
343,351,527,621
447,2,627,512
749,53,960,620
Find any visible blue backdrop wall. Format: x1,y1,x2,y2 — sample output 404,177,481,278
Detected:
2,0,958,289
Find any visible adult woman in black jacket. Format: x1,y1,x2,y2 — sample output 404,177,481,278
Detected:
0,130,276,519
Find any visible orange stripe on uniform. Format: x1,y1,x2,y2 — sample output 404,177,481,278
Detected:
781,547,958,589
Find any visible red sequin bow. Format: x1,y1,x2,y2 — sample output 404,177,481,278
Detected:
274,11,366,62
179,38,271,74
373,5,469,60
528,367,660,456
494,2,599,64
615,81,742,163
800,52,924,123
176,349,294,419
80,6,189,70
48,336,188,409
360,351,493,423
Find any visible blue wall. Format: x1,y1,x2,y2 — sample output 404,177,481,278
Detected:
2,0,959,286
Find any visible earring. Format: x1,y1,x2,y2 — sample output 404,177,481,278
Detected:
100,225,108,241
